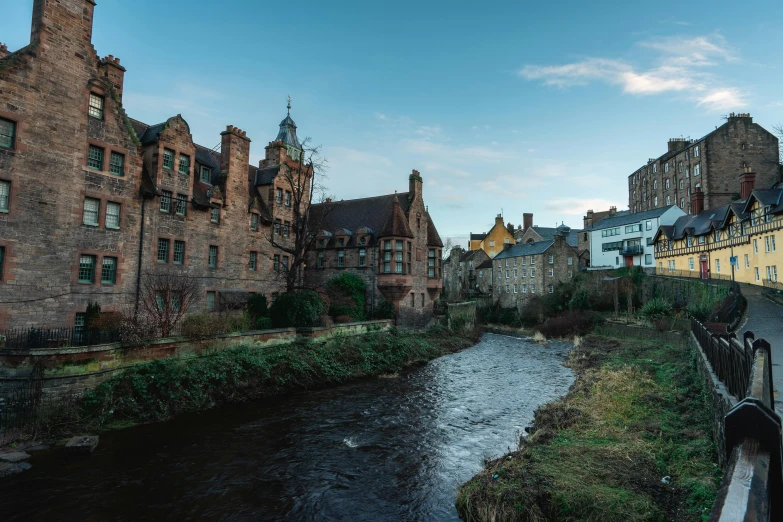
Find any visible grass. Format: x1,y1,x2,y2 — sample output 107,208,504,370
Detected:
35,326,476,439
456,334,720,522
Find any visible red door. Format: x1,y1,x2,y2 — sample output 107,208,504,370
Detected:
625,256,634,267
700,255,709,279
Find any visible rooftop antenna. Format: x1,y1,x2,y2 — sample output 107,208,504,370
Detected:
287,94,291,115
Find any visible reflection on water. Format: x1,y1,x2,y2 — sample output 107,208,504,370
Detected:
3,333,574,521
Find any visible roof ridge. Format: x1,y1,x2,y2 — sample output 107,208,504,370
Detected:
312,191,409,206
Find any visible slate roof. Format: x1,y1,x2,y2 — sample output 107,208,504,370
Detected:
523,226,581,248
493,240,555,260
254,166,280,186
380,195,415,238
195,144,221,173
475,259,494,270
470,233,487,241
276,114,302,149
584,207,670,231
138,121,167,145
426,211,443,247
310,193,411,248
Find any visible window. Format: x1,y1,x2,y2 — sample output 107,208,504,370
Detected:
384,241,392,273
200,166,211,183
157,238,170,263
274,219,281,235
716,259,720,273
160,190,172,213
0,180,8,212
694,164,700,177
283,221,290,237
489,240,495,247
83,197,99,226
88,93,104,119
105,201,121,229
548,284,554,294
504,284,509,294
428,249,436,277
547,268,554,277
173,240,185,264
681,198,685,208
773,266,778,282
178,154,190,174
87,145,104,170
206,291,216,311
567,256,573,266
687,236,693,247
338,250,345,268
653,164,657,173
317,251,324,268
653,180,658,189
753,239,758,254
74,313,86,343
513,284,518,294
275,188,283,204
530,284,535,294
530,268,536,277
645,254,652,265
395,249,404,274
694,146,699,157
664,163,669,173
175,194,187,216
337,237,345,248
208,245,218,268
521,268,527,278
162,149,174,170
530,256,535,265
505,269,509,279
522,283,527,293
211,207,220,224
282,256,289,273
101,256,117,284
755,267,760,282
109,151,124,176
625,224,640,233
0,246,4,280
654,196,658,207
548,255,554,264
78,255,96,283
0,118,15,149
688,257,694,270
411,293,415,307
766,236,771,253
285,191,292,207
659,261,663,272
645,221,652,231
274,254,280,272
773,235,777,252
249,251,257,271
745,254,749,268
698,236,705,245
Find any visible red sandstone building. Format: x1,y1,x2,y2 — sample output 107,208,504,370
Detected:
0,0,442,330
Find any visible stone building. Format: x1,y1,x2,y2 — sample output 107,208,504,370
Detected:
627,114,780,215
0,1,443,331
491,226,579,308
442,247,490,301
305,171,443,327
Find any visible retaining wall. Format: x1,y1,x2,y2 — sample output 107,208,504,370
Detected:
0,320,392,397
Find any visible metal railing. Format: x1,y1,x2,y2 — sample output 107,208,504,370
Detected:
691,319,783,520
763,279,783,292
619,245,643,256
0,326,122,351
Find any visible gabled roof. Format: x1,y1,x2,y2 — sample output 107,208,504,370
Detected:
584,207,669,231
654,204,732,241
254,166,280,186
380,195,414,238
310,192,412,248
742,189,783,215
523,226,581,248
195,144,221,173
476,259,494,270
493,240,554,260
426,211,444,247
470,233,486,241
137,121,167,145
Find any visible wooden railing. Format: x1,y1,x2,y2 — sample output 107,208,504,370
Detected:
691,319,783,520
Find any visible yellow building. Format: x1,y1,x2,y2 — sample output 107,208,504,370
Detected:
653,181,781,289
468,214,516,258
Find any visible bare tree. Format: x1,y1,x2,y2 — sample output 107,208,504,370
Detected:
266,138,334,292
137,270,200,337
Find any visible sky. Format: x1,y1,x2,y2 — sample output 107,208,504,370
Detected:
3,0,783,248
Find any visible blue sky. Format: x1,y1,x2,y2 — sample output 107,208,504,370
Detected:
4,0,783,247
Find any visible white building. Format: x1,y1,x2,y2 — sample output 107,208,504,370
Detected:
584,206,686,269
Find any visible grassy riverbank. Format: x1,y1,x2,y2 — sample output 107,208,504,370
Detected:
36,326,476,438
456,333,720,522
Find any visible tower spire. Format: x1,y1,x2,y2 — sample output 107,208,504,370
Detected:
287,94,291,115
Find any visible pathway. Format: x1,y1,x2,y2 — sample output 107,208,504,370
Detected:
738,284,783,415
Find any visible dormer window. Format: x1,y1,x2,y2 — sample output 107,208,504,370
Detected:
88,93,104,119
338,237,345,247
359,236,367,246
200,166,211,183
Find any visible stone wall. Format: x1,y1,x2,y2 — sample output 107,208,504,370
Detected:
447,301,476,334
689,331,737,467
0,320,393,397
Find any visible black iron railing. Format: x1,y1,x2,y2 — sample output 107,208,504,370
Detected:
691,319,783,520
0,326,122,351
619,245,643,256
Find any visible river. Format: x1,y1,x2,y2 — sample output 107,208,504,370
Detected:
2,333,574,521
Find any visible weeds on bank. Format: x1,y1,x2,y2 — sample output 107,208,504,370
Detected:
457,334,719,522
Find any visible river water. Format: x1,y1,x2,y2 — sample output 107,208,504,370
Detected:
2,333,574,521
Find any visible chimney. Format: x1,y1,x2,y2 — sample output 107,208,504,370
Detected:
740,166,756,201
691,186,704,215
31,0,97,52
506,222,514,235
0,43,8,59
609,206,617,216
98,55,127,101
668,138,690,152
409,169,423,201
495,213,504,227
220,125,252,207
583,209,594,229
523,213,533,232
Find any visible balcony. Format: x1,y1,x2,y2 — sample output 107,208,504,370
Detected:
377,273,413,301
620,245,643,256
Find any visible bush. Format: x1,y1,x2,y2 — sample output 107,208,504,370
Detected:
327,273,367,320
537,311,598,338
182,313,228,338
568,289,592,311
247,294,269,322
269,290,327,328
334,315,353,324
372,300,396,320
640,297,673,321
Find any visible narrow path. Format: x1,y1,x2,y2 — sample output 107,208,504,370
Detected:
738,284,783,415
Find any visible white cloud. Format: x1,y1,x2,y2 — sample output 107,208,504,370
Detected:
327,146,392,167
520,35,745,112
374,112,387,120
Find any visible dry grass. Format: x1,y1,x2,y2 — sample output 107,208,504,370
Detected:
532,331,547,344
456,334,719,522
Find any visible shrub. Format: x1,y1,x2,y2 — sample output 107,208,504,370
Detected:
269,290,327,328
255,317,273,330
568,289,592,311
640,297,673,321
537,311,597,338
372,300,396,320
247,294,269,322
334,315,353,324
326,273,367,320
181,313,228,338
